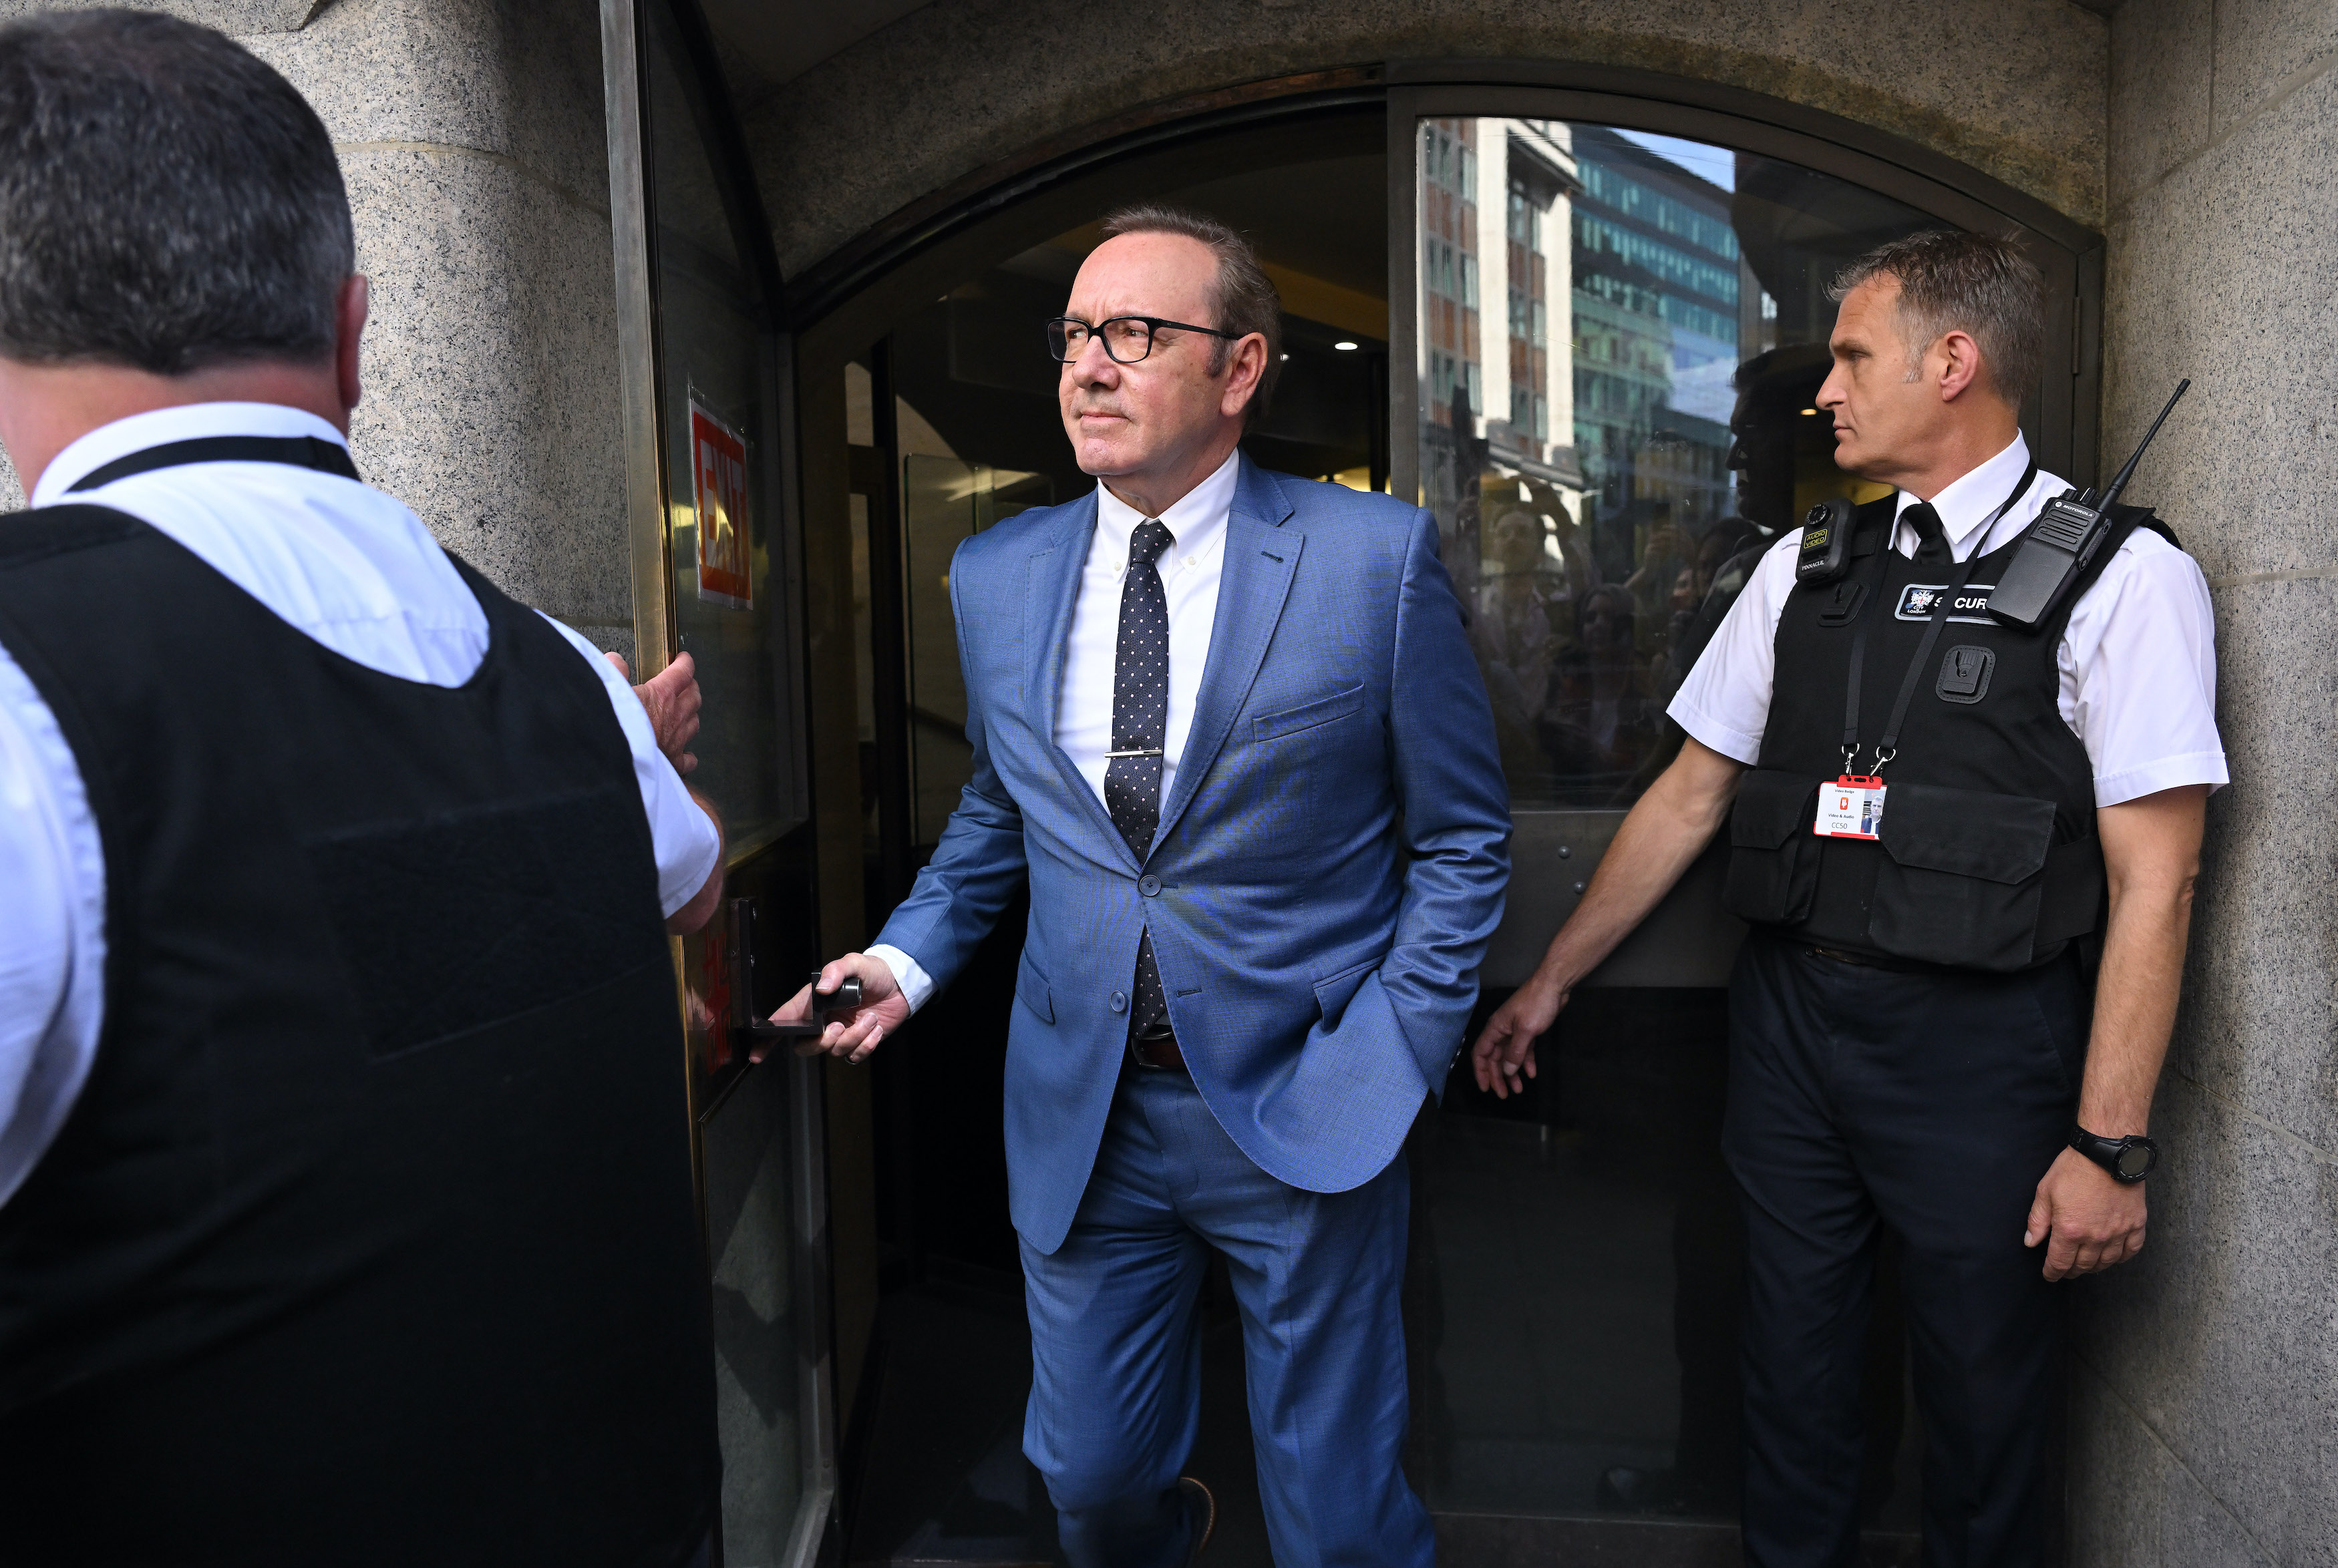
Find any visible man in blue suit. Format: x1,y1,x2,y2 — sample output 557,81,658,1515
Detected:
780,205,1508,1567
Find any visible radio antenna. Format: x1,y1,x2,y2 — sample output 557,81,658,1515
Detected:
2094,379,2190,512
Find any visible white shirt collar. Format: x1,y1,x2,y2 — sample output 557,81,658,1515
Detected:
31,402,349,507
1892,433,2038,554
1091,448,1240,569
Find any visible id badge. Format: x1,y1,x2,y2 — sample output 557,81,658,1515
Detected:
1814,775,1886,840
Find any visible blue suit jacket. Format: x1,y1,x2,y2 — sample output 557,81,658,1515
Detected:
874,455,1510,1253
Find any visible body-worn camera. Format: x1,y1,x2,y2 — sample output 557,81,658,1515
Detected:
1795,496,1858,586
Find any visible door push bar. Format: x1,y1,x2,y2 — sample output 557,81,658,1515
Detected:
727,896,864,1047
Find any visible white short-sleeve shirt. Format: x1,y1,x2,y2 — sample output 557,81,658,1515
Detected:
0,403,721,1207
1667,433,2227,805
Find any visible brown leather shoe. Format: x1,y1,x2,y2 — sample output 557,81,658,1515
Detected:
1178,1475,1217,1561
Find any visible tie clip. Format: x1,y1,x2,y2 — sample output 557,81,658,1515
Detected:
1104,747,1164,758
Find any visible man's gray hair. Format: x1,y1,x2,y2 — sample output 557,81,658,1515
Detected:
0,9,354,374
1098,204,1282,429
1827,230,2045,403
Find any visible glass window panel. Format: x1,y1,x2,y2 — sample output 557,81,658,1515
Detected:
1414,118,1931,812
647,11,806,861
1408,116,1941,1543
700,1049,804,1561
641,7,821,1561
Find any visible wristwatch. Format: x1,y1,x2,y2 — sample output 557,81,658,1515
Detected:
2071,1125,2160,1183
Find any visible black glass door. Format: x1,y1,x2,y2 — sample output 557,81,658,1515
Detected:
1399,110,2060,1563
623,2,832,1561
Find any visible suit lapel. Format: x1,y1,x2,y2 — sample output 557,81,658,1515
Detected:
1025,492,1138,868
1153,457,1299,851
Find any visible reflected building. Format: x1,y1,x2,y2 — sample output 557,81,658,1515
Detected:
1415,120,1934,810
1570,127,1739,578
1420,117,1589,568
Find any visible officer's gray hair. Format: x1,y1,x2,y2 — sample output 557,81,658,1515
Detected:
0,9,354,374
1828,230,2045,404
1098,204,1282,430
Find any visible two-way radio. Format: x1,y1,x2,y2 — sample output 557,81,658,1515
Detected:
1986,379,2190,630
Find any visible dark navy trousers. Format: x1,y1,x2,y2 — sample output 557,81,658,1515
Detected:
1723,935,2088,1568
1019,1067,1433,1568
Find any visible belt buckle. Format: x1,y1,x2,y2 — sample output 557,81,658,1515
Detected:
1130,1028,1182,1072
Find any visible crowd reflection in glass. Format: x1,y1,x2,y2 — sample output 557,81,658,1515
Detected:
1421,117,1923,809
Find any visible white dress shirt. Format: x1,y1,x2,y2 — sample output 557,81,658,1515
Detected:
1669,433,2228,806
870,449,1240,1014
0,403,720,1208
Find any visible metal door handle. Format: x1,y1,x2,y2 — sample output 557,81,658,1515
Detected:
744,976,863,1042
728,896,863,1040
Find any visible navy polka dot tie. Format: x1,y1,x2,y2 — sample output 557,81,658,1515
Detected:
1107,518,1174,1039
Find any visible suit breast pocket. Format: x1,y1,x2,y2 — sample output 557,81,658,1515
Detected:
1224,684,1375,859
1252,683,1366,744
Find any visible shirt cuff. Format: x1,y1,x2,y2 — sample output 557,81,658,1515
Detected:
865,944,935,1014
2094,751,2230,808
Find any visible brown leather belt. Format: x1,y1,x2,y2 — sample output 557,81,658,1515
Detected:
1130,1028,1186,1072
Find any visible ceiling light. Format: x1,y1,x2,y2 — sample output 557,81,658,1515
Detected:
1334,341,1359,351
1801,407,1820,415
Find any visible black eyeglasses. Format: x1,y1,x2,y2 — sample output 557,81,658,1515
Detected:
1046,315,1238,365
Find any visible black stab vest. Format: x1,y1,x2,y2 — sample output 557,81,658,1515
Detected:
0,487,715,1565
1723,494,2174,972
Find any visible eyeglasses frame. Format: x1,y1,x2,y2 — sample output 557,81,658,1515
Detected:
1045,313,1242,365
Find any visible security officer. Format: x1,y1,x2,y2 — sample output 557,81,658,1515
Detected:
0,13,723,1565
1471,228,2224,1567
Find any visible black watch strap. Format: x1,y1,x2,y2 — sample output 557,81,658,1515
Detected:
2071,1125,2159,1183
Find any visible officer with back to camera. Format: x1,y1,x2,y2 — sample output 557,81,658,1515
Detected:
0,12,727,1565
1472,229,2225,1568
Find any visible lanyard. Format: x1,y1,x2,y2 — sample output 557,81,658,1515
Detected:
1838,460,2038,776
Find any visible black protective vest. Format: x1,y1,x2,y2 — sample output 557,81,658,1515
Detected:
0,470,715,1565
1723,494,2171,972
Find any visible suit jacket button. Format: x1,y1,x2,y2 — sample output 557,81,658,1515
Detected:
1110,991,1128,1013
1138,873,1161,897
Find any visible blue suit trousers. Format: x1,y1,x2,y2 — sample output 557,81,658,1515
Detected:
1020,1069,1434,1568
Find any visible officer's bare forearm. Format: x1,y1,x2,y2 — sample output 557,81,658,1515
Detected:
665,790,725,936
2081,786,2207,1135
1524,737,1745,994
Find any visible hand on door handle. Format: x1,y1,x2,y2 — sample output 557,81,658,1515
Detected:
766,953,911,1064
743,974,862,1062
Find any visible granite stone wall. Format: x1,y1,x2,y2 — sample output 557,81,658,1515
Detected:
0,0,631,658
2073,0,2338,1562
736,0,2110,285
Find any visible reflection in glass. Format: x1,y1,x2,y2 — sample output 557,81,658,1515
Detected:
1409,118,1935,1547
701,1052,804,1563
1417,120,1931,810
642,5,822,1560
647,11,806,861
